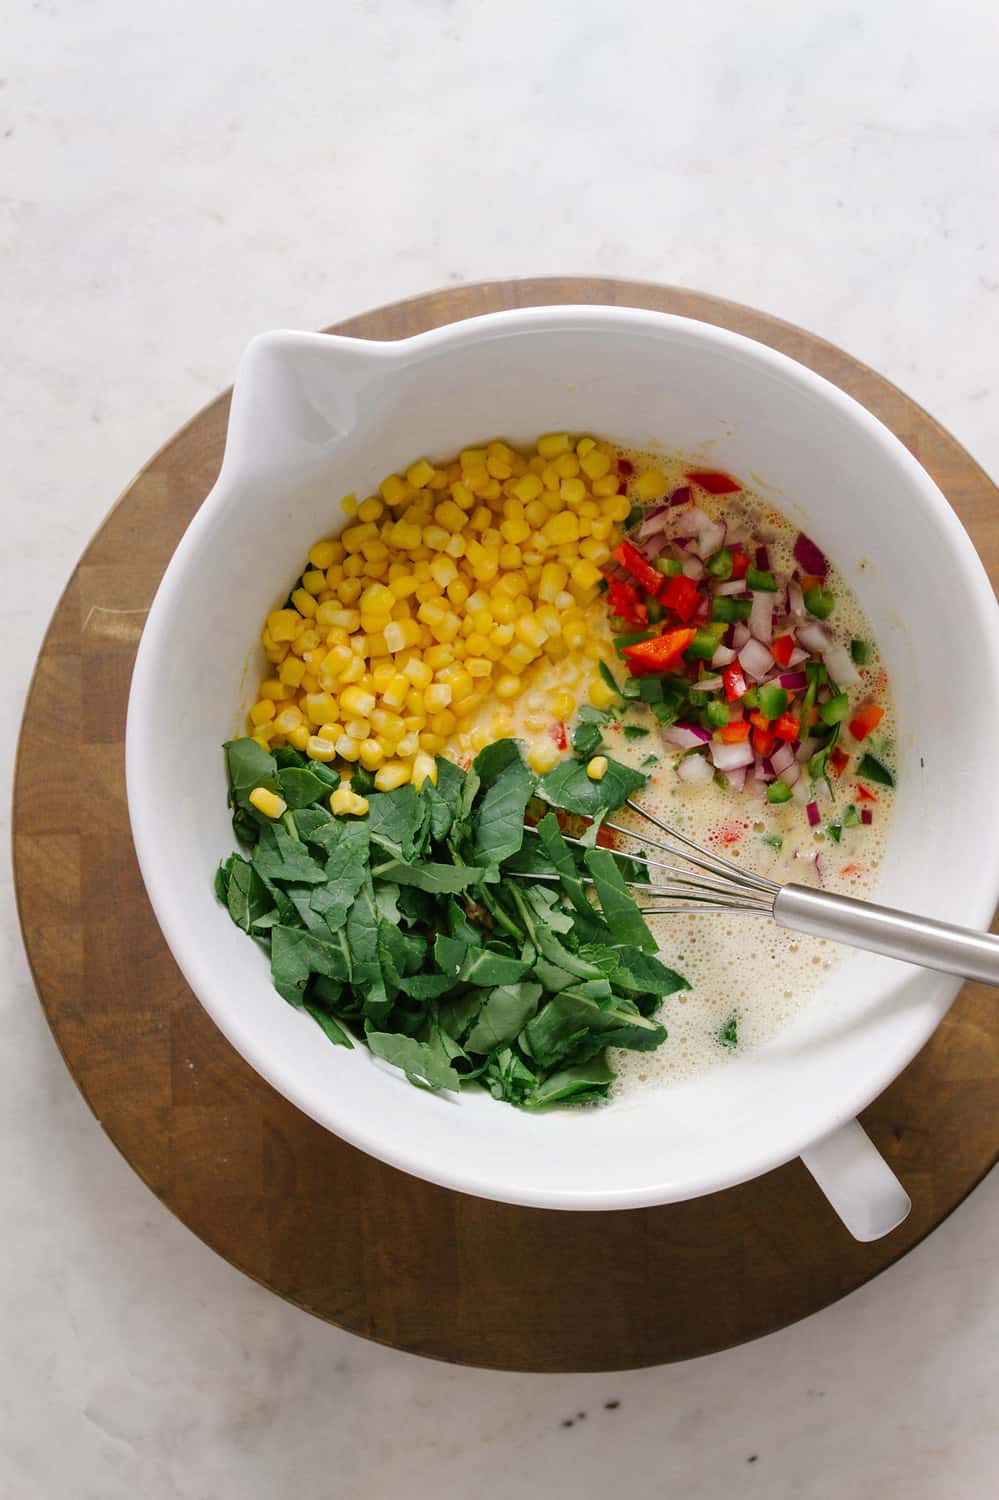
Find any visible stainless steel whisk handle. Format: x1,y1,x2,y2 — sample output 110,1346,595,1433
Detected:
774,884,999,987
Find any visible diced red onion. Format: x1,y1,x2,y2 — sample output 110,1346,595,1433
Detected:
793,532,828,578
676,752,713,785
673,505,711,538
698,521,726,559
749,592,774,644
724,767,748,793
861,808,873,825
697,674,724,692
732,622,751,650
753,754,771,781
788,582,805,617
638,531,670,560
806,800,820,827
761,756,775,777
711,644,737,668
787,646,809,667
771,742,796,775
782,760,801,787
714,578,747,597
637,506,670,537
682,556,705,580
755,544,770,571
669,486,692,508
797,620,831,654
663,721,712,750
797,736,818,763
779,670,807,690
822,643,861,687
710,739,755,771
739,638,774,681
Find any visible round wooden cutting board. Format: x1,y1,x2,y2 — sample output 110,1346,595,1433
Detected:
13,279,999,1371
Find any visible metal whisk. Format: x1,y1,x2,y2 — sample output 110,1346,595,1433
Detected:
524,798,999,987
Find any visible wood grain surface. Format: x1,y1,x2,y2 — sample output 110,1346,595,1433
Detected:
13,278,999,1371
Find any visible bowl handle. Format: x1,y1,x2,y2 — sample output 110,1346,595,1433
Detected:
800,1118,911,1241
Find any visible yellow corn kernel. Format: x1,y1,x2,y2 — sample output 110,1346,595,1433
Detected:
589,676,620,710
278,656,306,688
308,540,337,570
266,609,301,643
302,691,340,725
318,722,344,744
460,446,487,469
538,561,569,603
492,622,515,646
286,723,310,752
301,568,327,596
248,787,287,819
422,524,449,552
383,618,423,653
514,615,547,650
447,578,470,607
339,685,375,719
300,671,320,693
405,458,434,489
427,469,449,490
434,499,467,532
429,556,458,589
391,521,423,550
425,683,452,711
549,690,575,718
559,476,586,505
249,699,275,726
445,668,474,703
579,537,612,563
258,677,284,701
306,735,338,763
466,657,492,678
358,739,385,771
419,732,445,754
342,555,366,578
376,673,406,712
331,733,358,762
602,494,632,521
330,785,369,817
500,517,531,547
424,644,455,671
371,662,396,694
540,511,580,546
579,448,612,481
355,496,383,524
341,494,358,516
371,707,405,738
380,474,409,506
537,432,572,458
633,468,667,501
511,473,544,504
571,558,603,590
410,751,438,789
401,713,427,733
576,437,596,458
374,761,411,792
274,706,305,734
491,710,514,739
527,739,562,773
451,480,475,510
389,572,420,599
591,473,620,498
586,755,609,782
495,673,521,700
291,587,317,618
344,716,371,741
397,731,421,756
359,582,395,616
430,709,457,736
403,657,433,690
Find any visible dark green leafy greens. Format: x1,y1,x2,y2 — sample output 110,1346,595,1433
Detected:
215,737,688,1108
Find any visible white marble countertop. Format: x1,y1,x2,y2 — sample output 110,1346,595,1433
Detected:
3,2,997,1494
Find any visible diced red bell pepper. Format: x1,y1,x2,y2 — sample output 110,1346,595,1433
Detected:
730,549,750,580
752,727,776,756
848,703,884,742
612,540,663,597
617,457,634,478
748,710,769,732
855,783,879,803
661,572,701,623
720,721,751,743
607,577,647,627
829,747,850,778
773,712,800,743
621,628,697,674
770,634,795,668
685,469,742,495
723,663,747,702
548,721,568,750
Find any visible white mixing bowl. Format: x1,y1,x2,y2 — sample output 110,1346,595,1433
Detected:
126,307,999,1236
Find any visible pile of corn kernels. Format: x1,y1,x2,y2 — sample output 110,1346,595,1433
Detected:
246,434,631,793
